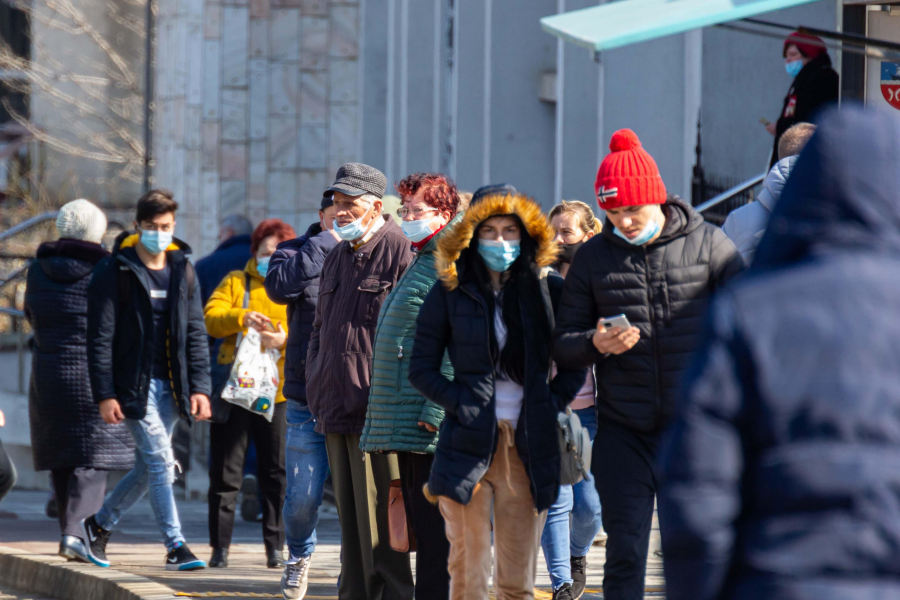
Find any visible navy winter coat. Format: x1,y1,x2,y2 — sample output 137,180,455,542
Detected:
264,223,339,403
658,107,900,600
408,193,585,511
25,240,134,471
87,234,211,420
195,234,252,305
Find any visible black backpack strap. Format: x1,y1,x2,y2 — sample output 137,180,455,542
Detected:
185,261,195,300
118,263,130,309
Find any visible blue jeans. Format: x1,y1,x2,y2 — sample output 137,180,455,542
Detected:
541,407,602,590
283,401,329,559
96,379,185,550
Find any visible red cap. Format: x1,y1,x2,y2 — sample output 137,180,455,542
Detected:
594,129,666,210
783,32,826,60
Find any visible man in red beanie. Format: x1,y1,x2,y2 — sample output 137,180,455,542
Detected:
553,129,744,600
765,31,838,167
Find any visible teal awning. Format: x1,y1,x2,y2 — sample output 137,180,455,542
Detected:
540,0,823,53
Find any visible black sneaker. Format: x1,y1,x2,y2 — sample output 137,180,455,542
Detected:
552,583,575,600
80,516,112,568
570,555,587,599
166,543,206,571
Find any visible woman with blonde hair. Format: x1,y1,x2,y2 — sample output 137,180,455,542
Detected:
542,199,604,599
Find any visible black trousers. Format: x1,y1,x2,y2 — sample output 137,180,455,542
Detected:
0,438,15,503
50,467,108,538
208,402,286,552
593,418,660,600
397,452,450,600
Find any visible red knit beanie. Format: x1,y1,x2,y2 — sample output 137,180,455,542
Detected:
783,32,826,60
594,129,666,210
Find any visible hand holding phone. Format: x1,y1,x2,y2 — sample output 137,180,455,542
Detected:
593,314,640,355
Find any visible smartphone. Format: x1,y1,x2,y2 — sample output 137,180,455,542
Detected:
759,117,771,126
600,314,632,332
263,320,277,333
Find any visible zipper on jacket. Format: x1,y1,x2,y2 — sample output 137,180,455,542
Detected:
396,344,404,390
643,247,663,417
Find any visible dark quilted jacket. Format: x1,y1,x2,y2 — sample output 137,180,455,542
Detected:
553,196,744,433
360,214,462,454
25,240,134,471
264,222,339,404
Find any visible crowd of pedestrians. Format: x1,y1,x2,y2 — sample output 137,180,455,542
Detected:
5,35,899,600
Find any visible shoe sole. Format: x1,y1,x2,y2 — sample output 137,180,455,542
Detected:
59,547,89,563
166,560,207,571
79,520,110,568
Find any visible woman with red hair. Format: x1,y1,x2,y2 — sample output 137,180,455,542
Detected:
204,218,296,569
765,31,838,167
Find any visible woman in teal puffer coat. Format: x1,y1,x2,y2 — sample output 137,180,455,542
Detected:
360,172,462,600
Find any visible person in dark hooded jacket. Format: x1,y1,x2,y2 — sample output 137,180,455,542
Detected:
658,107,900,600
553,129,744,600
83,189,211,572
409,188,586,600
25,200,134,564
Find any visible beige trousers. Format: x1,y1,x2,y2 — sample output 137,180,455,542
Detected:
438,421,547,600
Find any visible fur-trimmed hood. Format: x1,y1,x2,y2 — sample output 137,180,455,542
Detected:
435,193,559,290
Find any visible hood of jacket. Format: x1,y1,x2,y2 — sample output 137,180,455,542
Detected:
36,239,109,283
435,193,558,290
602,194,703,249
758,156,798,213
754,107,900,270
113,231,192,255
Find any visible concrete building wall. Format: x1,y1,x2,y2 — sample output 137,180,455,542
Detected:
29,0,144,209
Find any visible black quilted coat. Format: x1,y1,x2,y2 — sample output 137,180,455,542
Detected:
25,240,134,471
553,196,745,433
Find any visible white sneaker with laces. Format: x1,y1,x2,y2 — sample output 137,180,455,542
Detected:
281,554,311,600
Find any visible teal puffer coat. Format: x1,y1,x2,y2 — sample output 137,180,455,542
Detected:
360,216,459,454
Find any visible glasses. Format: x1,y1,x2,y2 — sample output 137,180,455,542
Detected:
396,206,438,220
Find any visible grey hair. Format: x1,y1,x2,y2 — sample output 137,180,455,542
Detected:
358,193,381,210
220,214,253,236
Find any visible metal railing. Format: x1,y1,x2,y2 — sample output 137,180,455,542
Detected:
695,173,766,216
0,211,58,394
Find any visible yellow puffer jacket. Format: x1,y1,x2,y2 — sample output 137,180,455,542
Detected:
204,258,289,404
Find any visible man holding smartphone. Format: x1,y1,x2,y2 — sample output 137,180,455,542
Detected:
553,129,743,600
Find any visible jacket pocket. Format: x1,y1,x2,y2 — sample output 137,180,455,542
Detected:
358,278,391,326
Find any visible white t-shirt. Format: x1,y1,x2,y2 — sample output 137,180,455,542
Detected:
493,294,524,429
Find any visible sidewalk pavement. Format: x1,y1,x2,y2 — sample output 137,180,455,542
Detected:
0,490,665,599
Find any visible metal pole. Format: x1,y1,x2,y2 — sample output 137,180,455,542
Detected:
142,0,154,193
17,319,24,394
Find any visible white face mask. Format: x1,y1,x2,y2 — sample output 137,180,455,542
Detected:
333,205,372,241
401,217,435,243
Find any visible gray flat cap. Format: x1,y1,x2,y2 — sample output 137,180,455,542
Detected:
326,163,387,199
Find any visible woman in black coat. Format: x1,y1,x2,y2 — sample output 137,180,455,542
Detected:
767,31,838,167
409,189,585,600
24,200,133,562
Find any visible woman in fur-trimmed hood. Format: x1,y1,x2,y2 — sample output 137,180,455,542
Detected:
408,185,586,600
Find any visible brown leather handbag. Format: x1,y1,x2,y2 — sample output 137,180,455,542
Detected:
388,479,416,552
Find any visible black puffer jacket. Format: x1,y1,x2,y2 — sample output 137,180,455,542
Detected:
409,193,585,511
25,240,134,471
87,234,211,420
553,197,744,433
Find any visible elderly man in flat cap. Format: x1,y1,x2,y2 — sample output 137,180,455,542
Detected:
305,163,414,600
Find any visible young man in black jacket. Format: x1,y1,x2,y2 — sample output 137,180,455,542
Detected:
82,190,212,571
553,130,744,600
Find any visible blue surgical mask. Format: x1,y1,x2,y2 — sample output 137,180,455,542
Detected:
478,239,521,272
333,206,372,242
256,256,270,278
401,217,435,243
614,217,661,246
785,59,804,78
140,230,173,255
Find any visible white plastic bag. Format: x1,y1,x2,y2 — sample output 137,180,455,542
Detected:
220,328,279,422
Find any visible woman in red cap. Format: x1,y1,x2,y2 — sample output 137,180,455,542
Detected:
765,31,838,167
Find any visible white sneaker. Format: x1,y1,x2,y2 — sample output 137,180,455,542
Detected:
281,554,311,600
